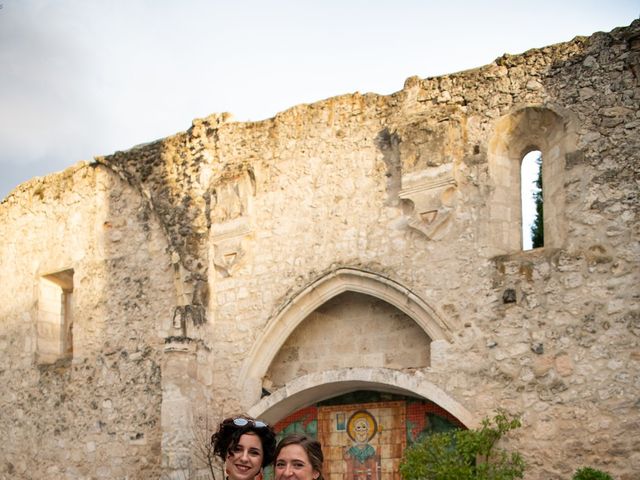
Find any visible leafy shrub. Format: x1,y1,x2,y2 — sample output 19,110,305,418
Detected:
400,410,525,480
572,467,613,480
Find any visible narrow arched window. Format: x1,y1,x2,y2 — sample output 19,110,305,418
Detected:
489,107,570,255
521,150,543,250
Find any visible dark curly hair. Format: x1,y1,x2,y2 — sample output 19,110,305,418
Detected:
211,415,277,468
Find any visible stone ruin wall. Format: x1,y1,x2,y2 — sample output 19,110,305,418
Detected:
0,20,638,480
0,166,177,478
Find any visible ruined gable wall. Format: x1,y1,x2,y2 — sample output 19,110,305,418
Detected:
94,21,638,479
0,165,175,478
0,20,637,480
201,23,638,479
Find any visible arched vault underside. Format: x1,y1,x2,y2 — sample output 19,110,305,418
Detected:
239,268,455,406
248,367,474,429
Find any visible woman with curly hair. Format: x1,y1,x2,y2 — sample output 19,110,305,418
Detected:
211,415,277,480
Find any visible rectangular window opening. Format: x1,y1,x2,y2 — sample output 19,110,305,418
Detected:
37,269,74,364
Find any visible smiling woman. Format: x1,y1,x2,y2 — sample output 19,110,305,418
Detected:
211,416,277,480
274,435,324,480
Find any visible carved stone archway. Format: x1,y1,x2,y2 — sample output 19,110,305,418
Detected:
247,367,474,428
239,267,454,407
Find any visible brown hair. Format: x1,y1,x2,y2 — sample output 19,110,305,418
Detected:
211,415,277,468
275,434,324,480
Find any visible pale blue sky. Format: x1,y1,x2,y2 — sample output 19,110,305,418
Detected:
0,0,638,200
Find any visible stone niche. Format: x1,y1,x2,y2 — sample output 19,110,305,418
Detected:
396,111,464,240
210,169,256,277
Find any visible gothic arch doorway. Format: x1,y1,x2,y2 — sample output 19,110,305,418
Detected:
239,268,455,406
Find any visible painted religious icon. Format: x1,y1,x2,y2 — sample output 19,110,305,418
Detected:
343,410,381,480
282,400,420,479
336,412,346,431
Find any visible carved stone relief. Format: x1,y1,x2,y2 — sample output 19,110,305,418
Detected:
399,165,457,240
211,217,252,277
210,169,256,277
210,169,256,223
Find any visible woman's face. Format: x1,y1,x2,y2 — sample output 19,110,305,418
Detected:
225,432,264,480
274,444,319,480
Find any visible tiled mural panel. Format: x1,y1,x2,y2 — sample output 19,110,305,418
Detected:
270,397,461,479
319,401,405,480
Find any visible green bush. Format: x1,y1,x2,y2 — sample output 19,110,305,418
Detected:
572,467,613,480
399,410,525,480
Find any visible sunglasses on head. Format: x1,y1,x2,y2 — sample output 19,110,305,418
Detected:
230,417,269,428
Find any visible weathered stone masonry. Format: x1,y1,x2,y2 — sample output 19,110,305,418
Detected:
1,21,638,479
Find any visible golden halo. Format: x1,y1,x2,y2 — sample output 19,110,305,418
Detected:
346,410,377,442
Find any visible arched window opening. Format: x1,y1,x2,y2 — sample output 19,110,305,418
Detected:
521,151,543,250
487,106,573,255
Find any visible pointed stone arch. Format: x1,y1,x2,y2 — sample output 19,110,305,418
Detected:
239,267,454,406
247,367,474,428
